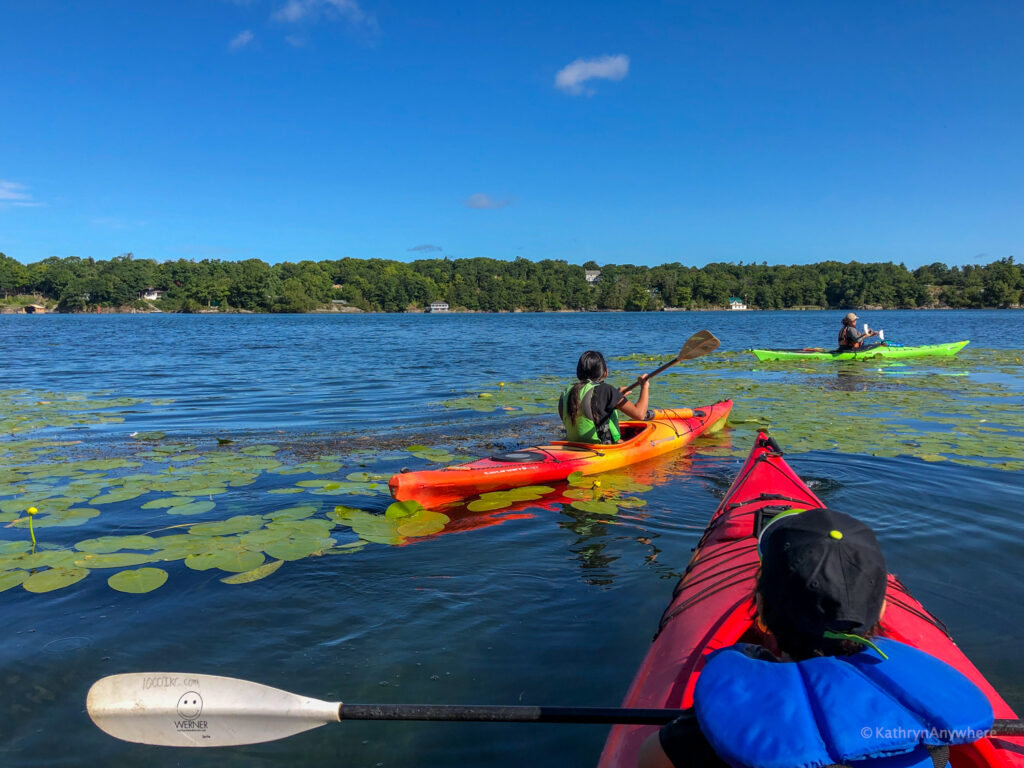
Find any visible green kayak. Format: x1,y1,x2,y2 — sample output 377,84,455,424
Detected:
749,340,969,362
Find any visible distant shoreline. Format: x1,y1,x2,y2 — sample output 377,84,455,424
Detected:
3,304,1018,316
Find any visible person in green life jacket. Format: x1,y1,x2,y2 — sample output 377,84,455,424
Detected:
638,507,995,768
838,311,880,350
558,350,650,444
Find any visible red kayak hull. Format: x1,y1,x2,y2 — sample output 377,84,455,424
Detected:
598,432,1024,768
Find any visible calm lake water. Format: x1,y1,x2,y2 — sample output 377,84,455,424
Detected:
1,310,1022,767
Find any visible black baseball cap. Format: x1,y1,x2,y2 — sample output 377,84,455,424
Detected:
758,508,886,644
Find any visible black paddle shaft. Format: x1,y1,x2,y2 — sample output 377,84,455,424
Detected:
337,705,1024,736
338,704,688,725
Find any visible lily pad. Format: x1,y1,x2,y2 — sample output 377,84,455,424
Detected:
74,552,155,569
22,567,89,593
141,496,196,509
166,501,216,516
263,537,332,561
215,549,266,573
264,505,318,522
221,559,284,584
570,499,620,515
0,570,28,592
108,567,168,593
189,515,265,537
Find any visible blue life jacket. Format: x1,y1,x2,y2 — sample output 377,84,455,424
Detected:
694,638,994,768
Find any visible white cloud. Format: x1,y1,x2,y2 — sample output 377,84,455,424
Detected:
555,54,630,96
0,180,44,208
272,0,368,25
464,193,510,210
229,29,255,51
408,244,443,252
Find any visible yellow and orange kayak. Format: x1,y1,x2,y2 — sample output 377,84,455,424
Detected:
388,401,732,508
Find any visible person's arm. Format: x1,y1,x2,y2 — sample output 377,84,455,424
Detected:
616,374,650,419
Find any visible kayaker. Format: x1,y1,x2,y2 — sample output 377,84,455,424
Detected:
837,311,879,350
558,350,650,444
638,507,991,768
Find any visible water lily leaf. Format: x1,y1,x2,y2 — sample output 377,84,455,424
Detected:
23,567,89,593
262,537,331,561
563,488,597,500
91,489,145,505
616,497,647,509
0,570,28,592
916,453,948,462
347,472,386,482
142,496,196,509
75,552,155,569
265,519,334,538
220,559,283,584
185,552,227,571
385,500,425,519
410,449,454,463
0,540,32,555
296,480,332,488
166,501,216,516
131,431,166,440
396,511,450,538
108,567,168,593
264,505,318,522
215,549,266,573
267,487,304,494
466,486,555,512
188,515,265,537
242,445,279,456
570,499,620,515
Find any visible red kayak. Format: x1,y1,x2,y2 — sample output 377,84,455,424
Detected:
598,432,1024,768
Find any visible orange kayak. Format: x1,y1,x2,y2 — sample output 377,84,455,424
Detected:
388,401,732,508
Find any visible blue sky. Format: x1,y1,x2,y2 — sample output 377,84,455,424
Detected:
1,0,1022,268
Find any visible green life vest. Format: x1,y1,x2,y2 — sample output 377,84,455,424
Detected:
558,382,621,444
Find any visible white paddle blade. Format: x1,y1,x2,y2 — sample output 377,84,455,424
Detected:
87,673,340,747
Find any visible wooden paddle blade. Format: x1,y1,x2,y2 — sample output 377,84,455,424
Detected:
677,330,720,360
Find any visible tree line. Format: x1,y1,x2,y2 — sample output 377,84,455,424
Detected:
0,252,1020,312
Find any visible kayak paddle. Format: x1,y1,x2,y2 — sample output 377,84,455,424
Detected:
87,672,1024,747
619,329,720,396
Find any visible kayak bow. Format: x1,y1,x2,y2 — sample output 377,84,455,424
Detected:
598,432,1024,768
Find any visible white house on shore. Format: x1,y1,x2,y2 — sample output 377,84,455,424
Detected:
729,296,748,310
140,288,166,301
584,269,602,284
428,301,449,313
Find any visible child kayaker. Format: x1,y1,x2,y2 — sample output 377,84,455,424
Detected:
638,507,993,768
838,311,880,350
558,350,650,444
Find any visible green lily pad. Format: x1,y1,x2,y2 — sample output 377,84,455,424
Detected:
215,549,266,573
385,500,425,519
396,511,450,538
0,540,32,555
74,552,155,569
108,567,168,593
347,472,386,482
166,501,216,516
264,505,318,522
570,499,620,515
22,567,89,593
0,570,28,592
221,559,283,584
91,489,145,505
263,537,332,561
267,487,304,494
131,431,166,440
467,486,555,513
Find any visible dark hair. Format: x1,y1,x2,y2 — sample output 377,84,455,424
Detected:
566,351,607,424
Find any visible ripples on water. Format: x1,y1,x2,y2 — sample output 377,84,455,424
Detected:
0,310,1022,767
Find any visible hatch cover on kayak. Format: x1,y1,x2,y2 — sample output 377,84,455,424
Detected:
491,451,548,463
